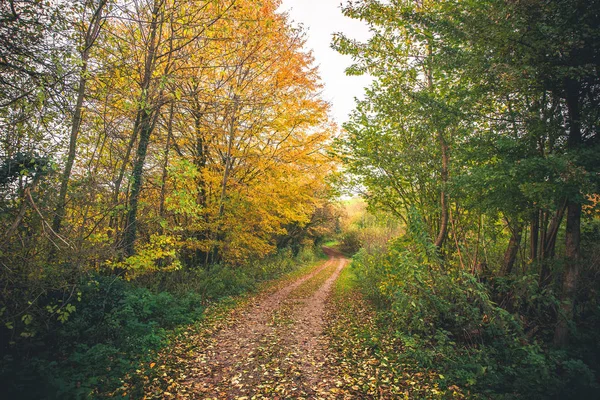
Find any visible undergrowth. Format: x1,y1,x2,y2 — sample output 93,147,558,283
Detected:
0,246,321,399
348,212,600,399
324,264,464,398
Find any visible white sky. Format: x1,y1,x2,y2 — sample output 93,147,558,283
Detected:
277,0,372,125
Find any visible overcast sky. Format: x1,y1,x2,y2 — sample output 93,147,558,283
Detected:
277,0,372,125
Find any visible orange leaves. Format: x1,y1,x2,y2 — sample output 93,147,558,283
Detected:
65,0,336,269
149,0,336,264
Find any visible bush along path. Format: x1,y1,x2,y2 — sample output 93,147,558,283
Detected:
321,265,466,399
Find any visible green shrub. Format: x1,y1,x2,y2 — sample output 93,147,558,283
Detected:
1,246,319,399
339,229,362,254
351,210,598,398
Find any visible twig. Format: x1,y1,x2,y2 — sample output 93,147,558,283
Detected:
26,189,72,249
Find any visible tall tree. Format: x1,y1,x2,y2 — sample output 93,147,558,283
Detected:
52,0,109,238
334,0,473,251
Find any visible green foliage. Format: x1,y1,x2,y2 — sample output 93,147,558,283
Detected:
0,246,319,399
350,215,599,398
0,152,53,186
339,229,362,255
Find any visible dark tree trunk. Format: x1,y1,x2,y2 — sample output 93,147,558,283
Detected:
193,107,207,209
530,210,539,262
539,200,567,286
554,83,582,347
159,101,174,218
554,201,581,346
123,0,163,256
502,220,523,276
109,121,139,241
124,110,156,256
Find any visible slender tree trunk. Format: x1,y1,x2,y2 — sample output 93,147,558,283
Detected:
209,95,239,263
434,132,449,248
554,84,582,346
124,107,163,255
193,106,209,266
109,122,139,241
193,107,207,208
159,101,174,218
539,210,548,258
218,95,239,219
502,220,523,276
423,40,449,250
52,59,88,236
123,0,163,256
52,0,107,238
471,214,482,274
554,201,581,346
530,210,539,262
539,201,567,286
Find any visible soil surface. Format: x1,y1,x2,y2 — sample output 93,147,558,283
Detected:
176,248,349,399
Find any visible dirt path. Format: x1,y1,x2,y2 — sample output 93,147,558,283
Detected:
176,249,349,399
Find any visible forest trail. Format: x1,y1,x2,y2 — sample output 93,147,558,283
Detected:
173,248,349,399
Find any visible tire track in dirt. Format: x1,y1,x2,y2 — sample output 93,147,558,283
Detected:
178,248,346,398
283,256,349,395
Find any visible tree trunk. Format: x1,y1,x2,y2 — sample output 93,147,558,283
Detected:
123,0,163,256
109,122,139,240
539,200,567,286
502,220,523,276
193,106,207,208
52,60,87,236
193,106,209,266
434,132,449,249
52,0,107,238
530,210,539,262
159,101,174,218
209,95,239,263
218,95,239,219
554,83,582,346
554,201,581,346
424,40,449,250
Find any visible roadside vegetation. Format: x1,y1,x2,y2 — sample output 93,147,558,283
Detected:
328,201,599,399
328,0,600,398
1,247,323,399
